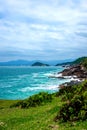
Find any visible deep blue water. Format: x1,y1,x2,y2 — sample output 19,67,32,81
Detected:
0,66,70,100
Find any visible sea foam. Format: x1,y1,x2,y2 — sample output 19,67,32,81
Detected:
19,85,58,92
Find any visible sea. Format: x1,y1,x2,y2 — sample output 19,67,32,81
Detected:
0,66,71,100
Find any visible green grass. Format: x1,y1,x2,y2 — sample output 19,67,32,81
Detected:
0,100,19,109
0,96,87,130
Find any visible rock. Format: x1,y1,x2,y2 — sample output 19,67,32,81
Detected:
61,65,87,79
59,80,83,90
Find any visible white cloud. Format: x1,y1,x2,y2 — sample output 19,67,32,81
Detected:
0,0,87,61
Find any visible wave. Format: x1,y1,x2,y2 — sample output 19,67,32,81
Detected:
45,73,62,78
7,90,16,94
32,73,39,78
18,74,30,79
19,85,58,92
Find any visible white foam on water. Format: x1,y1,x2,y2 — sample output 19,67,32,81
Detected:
0,84,12,88
19,85,58,92
18,74,30,79
44,73,62,78
63,75,80,82
69,77,81,82
7,90,16,94
32,73,38,78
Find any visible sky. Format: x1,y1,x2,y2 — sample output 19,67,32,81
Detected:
0,0,87,61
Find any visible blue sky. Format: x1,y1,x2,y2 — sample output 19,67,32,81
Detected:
0,0,87,61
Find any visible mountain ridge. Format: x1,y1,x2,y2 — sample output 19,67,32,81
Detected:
0,57,87,66
0,59,74,66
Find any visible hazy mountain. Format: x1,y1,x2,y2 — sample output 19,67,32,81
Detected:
43,59,74,66
0,60,35,66
0,59,74,66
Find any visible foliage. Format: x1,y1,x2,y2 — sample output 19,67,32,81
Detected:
10,92,53,108
73,57,87,65
56,56,87,66
55,80,87,122
82,59,87,69
0,95,87,130
72,57,87,69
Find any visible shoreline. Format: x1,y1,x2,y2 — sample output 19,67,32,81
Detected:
57,64,87,87
0,64,87,100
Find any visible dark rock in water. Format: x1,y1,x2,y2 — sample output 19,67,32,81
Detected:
59,80,83,89
48,73,66,79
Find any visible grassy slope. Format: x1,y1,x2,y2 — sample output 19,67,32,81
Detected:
0,97,87,130
56,56,87,66
73,57,87,64
72,57,87,69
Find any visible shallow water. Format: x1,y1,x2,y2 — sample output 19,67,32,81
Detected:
0,66,71,99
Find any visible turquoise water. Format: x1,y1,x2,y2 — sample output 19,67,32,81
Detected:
0,66,70,100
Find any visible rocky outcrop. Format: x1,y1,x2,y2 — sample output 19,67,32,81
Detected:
57,64,87,88
59,80,83,89
61,65,87,79
57,58,87,95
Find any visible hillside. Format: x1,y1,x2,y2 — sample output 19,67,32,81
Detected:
32,62,49,66
56,62,72,66
73,57,87,65
56,57,87,68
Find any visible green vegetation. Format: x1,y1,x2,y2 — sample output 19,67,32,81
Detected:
73,57,87,68
56,56,87,67
82,59,87,69
55,80,87,122
10,92,52,108
73,57,87,64
0,83,87,130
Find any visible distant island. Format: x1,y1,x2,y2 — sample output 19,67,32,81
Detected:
31,62,49,66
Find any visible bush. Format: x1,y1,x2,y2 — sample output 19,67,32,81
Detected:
10,92,53,108
55,80,87,122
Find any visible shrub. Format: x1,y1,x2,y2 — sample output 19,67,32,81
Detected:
10,92,53,108
55,80,87,122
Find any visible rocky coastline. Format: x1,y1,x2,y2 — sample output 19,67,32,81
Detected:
58,64,87,87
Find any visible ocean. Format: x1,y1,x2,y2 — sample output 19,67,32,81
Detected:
0,66,71,100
